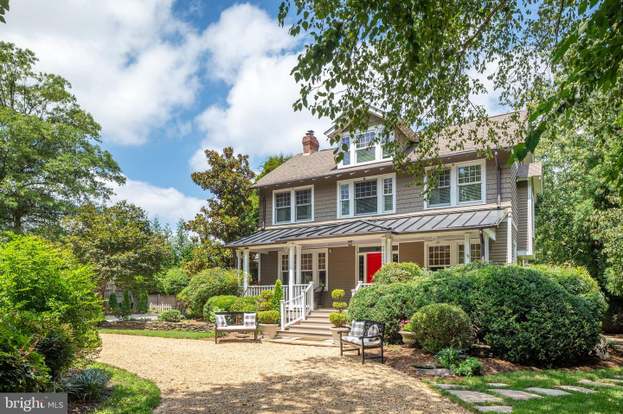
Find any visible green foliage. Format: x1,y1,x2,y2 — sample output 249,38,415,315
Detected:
186,148,256,270
453,357,483,377
256,290,276,312
182,241,233,275
108,293,118,313
256,154,291,181
35,324,76,380
329,312,348,328
64,202,171,295
158,309,182,323
596,205,623,296
177,268,240,318
137,290,149,313
155,267,189,295
0,0,8,24
203,295,238,322
470,266,602,365
0,320,51,392
331,289,345,300
374,262,428,284
0,235,102,374
257,310,280,324
89,362,160,414
436,348,461,370
401,321,413,332
0,42,123,233
229,296,257,313
118,290,132,319
62,368,111,402
272,280,283,310
411,303,472,354
530,264,601,297
349,282,430,340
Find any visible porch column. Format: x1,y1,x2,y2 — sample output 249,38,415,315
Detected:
383,234,393,264
463,233,471,264
242,249,250,292
236,250,242,272
295,244,302,284
288,244,295,299
484,235,490,262
506,211,513,264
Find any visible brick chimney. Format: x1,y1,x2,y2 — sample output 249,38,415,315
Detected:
302,130,319,155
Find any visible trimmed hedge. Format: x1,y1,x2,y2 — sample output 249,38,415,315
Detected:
373,262,428,284
177,268,240,318
349,264,605,365
411,303,472,353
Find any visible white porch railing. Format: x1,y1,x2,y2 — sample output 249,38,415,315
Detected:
243,285,274,297
280,282,314,330
350,281,374,297
243,283,308,300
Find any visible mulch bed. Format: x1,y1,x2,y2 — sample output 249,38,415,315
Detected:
383,344,623,378
68,389,112,414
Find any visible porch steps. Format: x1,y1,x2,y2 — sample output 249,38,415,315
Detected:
276,308,336,342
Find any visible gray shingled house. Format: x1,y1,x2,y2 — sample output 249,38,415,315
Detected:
227,110,542,342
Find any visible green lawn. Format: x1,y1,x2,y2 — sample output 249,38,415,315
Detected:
432,368,623,413
99,328,213,340
91,363,160,414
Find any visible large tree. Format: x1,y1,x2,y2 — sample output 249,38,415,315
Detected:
185,147,256,271
0,42,123,233
278,0,622,171
63,202,171,295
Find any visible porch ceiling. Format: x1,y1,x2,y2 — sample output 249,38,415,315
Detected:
227,207,507,248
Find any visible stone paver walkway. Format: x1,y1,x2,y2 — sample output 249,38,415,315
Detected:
98,334,467,413
437,374,622,413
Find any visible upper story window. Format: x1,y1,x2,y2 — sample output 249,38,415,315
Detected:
339,126,393,168
273,186,314,224
425,160,486,209
337,174,395,218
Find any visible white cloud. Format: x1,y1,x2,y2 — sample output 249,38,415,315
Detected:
109,178,204,227
190,4,330,171
0,0,203,145
468,60,509,115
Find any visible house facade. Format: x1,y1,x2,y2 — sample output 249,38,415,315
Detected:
229,112,542,309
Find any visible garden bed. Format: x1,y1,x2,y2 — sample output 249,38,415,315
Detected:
68,363,160,414
99,328,213,340
99,319,212,332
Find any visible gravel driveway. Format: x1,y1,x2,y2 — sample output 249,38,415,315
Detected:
98,333,467,414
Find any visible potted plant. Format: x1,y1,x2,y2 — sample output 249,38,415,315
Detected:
329,289,350,343
398,319,416,347
257,310,280,339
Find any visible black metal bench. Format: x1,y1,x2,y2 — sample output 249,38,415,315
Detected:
214,312,257,343
339,320,385,364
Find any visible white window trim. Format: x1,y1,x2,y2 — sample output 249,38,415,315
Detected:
272,185,314,225
337,125,394,169
278,248,328,290
336,173,396,219
424,159,487,209
424,239,482,269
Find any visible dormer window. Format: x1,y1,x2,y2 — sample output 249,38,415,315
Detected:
338,126,393,168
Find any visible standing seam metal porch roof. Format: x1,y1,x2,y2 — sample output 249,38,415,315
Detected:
227,208,507,248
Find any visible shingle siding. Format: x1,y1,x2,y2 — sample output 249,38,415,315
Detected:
516,181,528,252
259,153,516,227
489,217,509,264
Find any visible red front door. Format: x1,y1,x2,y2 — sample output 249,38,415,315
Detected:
366,252,383,283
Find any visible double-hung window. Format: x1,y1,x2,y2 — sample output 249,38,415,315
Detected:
355,131,376,163
458,242,482,263
425,160,485,208
427,168,451,207
338,126,394,168
338,174,395,218
273,187,313,224
427,245,451,270
458,164,482,203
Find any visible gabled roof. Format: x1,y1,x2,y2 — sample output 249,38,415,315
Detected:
227,207,507,248
254,111,526,189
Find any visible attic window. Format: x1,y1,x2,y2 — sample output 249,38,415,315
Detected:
338,126,393,168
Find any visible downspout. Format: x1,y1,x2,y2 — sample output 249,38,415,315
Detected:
494,150,501,208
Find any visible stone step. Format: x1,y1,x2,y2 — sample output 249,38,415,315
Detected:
295,323,333,330
278,329,332,340
305,316,332,323
309,308,336,314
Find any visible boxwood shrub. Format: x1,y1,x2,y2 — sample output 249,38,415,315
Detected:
177,268,240,318
349,263,605,365
373,262,428,284
411,303,472,353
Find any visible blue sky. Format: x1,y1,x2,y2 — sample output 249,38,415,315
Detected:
0,0,503,227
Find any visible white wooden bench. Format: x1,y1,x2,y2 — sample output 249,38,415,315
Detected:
214,312,257,343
